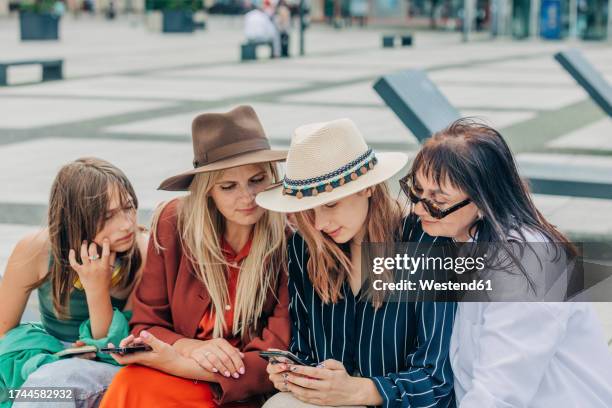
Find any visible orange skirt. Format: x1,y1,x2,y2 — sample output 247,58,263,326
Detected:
99,365,218,408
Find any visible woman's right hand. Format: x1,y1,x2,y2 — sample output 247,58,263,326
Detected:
189,338,245,378
68,239,116,294
266,358,291,392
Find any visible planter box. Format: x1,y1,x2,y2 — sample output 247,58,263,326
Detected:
19,12,59,41
162,10,194,33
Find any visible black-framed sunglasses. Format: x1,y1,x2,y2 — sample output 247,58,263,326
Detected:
399,177,472,219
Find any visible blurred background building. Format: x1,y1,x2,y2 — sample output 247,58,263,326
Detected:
1,0,610,40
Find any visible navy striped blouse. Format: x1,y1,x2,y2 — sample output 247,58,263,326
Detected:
287,217,457,408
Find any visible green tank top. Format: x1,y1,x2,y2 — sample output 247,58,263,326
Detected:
37,258,129,343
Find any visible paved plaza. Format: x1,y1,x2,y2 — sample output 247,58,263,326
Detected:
0,15,611,346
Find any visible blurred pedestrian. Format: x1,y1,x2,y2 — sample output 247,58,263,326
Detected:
275,0,291,57
244,5,281,57
83,0,94,14
53,0,66,17
106,0,116,20
349,0,367,26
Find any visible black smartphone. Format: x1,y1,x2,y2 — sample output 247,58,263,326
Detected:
99,345,152,354
258,350,314,366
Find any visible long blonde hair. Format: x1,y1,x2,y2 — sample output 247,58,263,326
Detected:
294,183,402,306
153,163,286,338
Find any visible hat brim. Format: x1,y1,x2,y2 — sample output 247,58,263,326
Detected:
159,149,288,191
256,152,408,213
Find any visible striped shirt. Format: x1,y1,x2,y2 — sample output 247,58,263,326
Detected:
287,217,457,408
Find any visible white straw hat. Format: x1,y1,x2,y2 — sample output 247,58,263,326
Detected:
256,118,408,213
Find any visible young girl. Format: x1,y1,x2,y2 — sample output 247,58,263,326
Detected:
402,118,612,407
257,118,456,408
0,157,146,407
99,105,291,408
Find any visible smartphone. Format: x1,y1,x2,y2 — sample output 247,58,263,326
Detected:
258,350,314,366
55,345,98,358
99,345,152,354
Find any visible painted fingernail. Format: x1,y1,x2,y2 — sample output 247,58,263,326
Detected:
232,373,240,379
224,371,230,377
212,368,218,373
140,331,149,338
239,367,245,374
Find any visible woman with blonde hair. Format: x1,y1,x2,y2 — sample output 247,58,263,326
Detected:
257,118,456,408
99,105,291,408
0,157,146,407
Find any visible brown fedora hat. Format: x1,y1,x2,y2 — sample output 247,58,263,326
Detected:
159,105,287,191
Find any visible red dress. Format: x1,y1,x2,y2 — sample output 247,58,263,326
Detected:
100,238,259,408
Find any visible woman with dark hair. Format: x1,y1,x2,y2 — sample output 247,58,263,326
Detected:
401,118,612,407
0,157,147,407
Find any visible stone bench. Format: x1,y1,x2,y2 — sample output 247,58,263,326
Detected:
382,33,413,48
0,59,63,86
241,40,274,61
373,68,612,199
555,49,612,117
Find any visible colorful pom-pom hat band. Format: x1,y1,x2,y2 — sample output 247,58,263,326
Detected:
256,118,408,213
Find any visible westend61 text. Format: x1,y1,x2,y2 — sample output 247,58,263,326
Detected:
372,279,493,292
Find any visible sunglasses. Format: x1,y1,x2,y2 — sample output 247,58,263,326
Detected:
399,177,472,219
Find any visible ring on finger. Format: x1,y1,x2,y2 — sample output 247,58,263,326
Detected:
89,254,100,261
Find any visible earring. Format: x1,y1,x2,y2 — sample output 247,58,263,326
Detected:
477,211,483,220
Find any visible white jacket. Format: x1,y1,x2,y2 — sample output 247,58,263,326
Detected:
450,230,612,407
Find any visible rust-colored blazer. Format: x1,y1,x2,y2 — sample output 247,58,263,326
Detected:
130,199,290,406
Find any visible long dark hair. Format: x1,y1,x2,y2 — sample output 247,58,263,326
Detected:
408,119,577,281
31,157,142,318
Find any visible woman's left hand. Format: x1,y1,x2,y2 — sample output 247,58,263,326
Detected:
108,331,179,372
71,340,97,360
283,359,373,406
